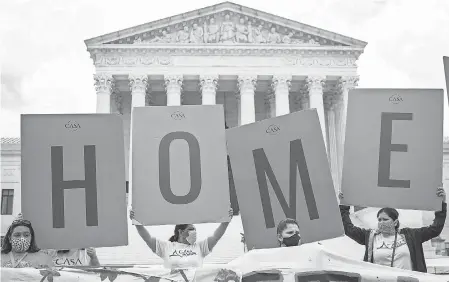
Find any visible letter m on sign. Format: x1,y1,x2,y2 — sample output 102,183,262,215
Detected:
51,146,98,228
253,139,319,229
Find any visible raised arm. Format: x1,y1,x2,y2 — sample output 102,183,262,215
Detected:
339,193,370,245
130,210,157,253
207,208,233,251
416,187,447,243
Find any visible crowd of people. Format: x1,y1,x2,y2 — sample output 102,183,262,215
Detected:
0,187,446,274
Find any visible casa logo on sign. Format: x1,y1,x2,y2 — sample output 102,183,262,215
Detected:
171,111,186,120
266,124,281,135
65,121,81,131
389,94,403,104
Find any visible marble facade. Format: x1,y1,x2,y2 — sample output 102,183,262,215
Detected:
85,2,366,185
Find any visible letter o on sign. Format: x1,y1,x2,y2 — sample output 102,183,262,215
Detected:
158,131,202,204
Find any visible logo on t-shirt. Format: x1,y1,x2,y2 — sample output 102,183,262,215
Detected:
377,236,407,250
169,249,197,258
55,258,83,266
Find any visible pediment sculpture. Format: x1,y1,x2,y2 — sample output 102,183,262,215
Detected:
131,13,323,46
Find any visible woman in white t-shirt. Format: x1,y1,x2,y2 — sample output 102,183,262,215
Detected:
129,208,233,269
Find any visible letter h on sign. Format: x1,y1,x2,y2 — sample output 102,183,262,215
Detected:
51,146,98,228
253,139,319,229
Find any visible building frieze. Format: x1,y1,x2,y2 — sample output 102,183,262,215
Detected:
88,45,363,58
90,47,360,69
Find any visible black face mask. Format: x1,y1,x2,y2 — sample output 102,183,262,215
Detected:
282,233,300,247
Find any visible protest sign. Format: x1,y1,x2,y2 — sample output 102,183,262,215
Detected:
227,109,343,249
341,89,444,210
132,105,230,225
444,56,449,103
228,155,240,215
21,114,128,249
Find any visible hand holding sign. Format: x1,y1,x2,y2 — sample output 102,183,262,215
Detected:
437,186,446,203
129,208,143,226
86,248,96,258
337,191,344,205
228,207,234,220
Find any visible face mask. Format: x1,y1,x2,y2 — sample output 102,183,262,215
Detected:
282,233,300,247
10,237,31,252
186,231,197,244
378,221,396,234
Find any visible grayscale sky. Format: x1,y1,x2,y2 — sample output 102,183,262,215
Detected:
1,0,449,137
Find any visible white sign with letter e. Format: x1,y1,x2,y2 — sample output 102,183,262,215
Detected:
227,109,344,250
132,105,230,225
341,89,444,210
444,56,449,105
21,114,128,249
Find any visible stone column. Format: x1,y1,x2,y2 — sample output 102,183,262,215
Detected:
129,74,148,109
111,92,123,115
165,75,183,106
94,74,114,113
237,75,257,125
200,75,218,105
325,94,340,193
337,76,359,180
265,92,276,118
298,89,309,111
307,76,327,148
272,75,292,117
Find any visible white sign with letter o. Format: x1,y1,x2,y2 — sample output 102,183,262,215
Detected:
132,105,230,226
341,89,444,210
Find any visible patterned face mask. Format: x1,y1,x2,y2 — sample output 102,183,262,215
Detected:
10,237,31,252
378,221,396,234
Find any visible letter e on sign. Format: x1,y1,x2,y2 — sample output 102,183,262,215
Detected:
378,112,413,188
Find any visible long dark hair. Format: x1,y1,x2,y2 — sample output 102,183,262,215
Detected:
1,219,40,254
377,207,400,230
169,224,189,242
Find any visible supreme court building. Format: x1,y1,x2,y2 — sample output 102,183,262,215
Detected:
84,1,364,189
2,1,448,265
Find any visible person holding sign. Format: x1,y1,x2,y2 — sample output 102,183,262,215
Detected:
338,187,447,272
1,215,53,268
129,208,233,269
277,219,301,247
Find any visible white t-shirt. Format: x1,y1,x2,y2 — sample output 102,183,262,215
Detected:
155,239,210,269
373,234,412,270
49,249,91,267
